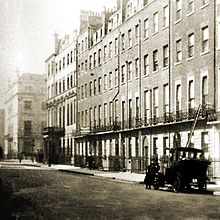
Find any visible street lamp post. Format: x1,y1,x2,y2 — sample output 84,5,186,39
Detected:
32,138,35,162
48,136,52,167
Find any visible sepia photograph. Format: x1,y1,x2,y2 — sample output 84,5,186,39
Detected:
0,0,220,219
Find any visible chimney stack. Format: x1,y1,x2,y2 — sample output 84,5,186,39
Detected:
54,32,59,54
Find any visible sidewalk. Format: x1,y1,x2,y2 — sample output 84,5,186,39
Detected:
56,164,146,183
49,164,220,194
1,159,220,194
1,159,146,183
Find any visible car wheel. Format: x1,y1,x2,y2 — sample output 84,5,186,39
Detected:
153,183,159,190
198,179,207,191
173,176,182,192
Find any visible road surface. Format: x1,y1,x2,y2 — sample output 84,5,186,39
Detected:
0,163,220,219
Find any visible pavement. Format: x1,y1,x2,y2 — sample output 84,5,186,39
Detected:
1,159,220,195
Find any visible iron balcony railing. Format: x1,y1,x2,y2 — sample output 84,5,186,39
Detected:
42,127,65,136
77,104,217,135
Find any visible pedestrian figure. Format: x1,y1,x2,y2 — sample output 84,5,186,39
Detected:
144,170,153,189
88,156,92,170
144,160,160,189
19,152,23,163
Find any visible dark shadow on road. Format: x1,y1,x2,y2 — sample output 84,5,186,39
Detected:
0,177,13,219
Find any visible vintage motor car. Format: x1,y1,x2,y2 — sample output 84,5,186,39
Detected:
147,147,211,192
164,147,211,191
144,105,212,192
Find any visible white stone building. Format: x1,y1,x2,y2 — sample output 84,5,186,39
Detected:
4,73,47,159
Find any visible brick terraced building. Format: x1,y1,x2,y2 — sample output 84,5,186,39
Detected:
46,0,220,179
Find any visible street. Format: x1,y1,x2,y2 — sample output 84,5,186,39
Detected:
0,163,220,220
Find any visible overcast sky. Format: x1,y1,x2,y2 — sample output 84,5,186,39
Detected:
0,0,116,106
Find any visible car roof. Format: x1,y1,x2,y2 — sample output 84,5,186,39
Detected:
174,147,203,153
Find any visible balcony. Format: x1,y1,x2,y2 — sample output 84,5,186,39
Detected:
42,127,65,137
163,112,174,123
90,123,119,134
77,105,218,136
204,105,218,122
142,105,217,127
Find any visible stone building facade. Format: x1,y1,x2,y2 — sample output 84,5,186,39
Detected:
4,73,47,159
44,0,220,178
73,0,220,178
0,109,5,158
45,32,77,164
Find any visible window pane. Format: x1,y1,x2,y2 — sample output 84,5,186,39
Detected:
153,12,158,33
144,19,149,38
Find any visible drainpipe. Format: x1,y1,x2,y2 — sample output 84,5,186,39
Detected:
213,0,216,110
75,40,79,133
213,0,217,179
111,30,122,169
112,30,121,122
126,60,129,126
138,19,142,122
168,0,171,150
150,89,152,161
138,18,143,167
74,35,79,166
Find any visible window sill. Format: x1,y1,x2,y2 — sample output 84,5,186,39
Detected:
162,25,169,31
186,11,194,17
152,31,158,36
162,66,169,71
143,37,149,41
143,74,149,78
127,46,132,50
200,3,209,10
152,70,159,74
187,56,194,61
174,61,182,66
174,19,182,25
200,51,209,56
